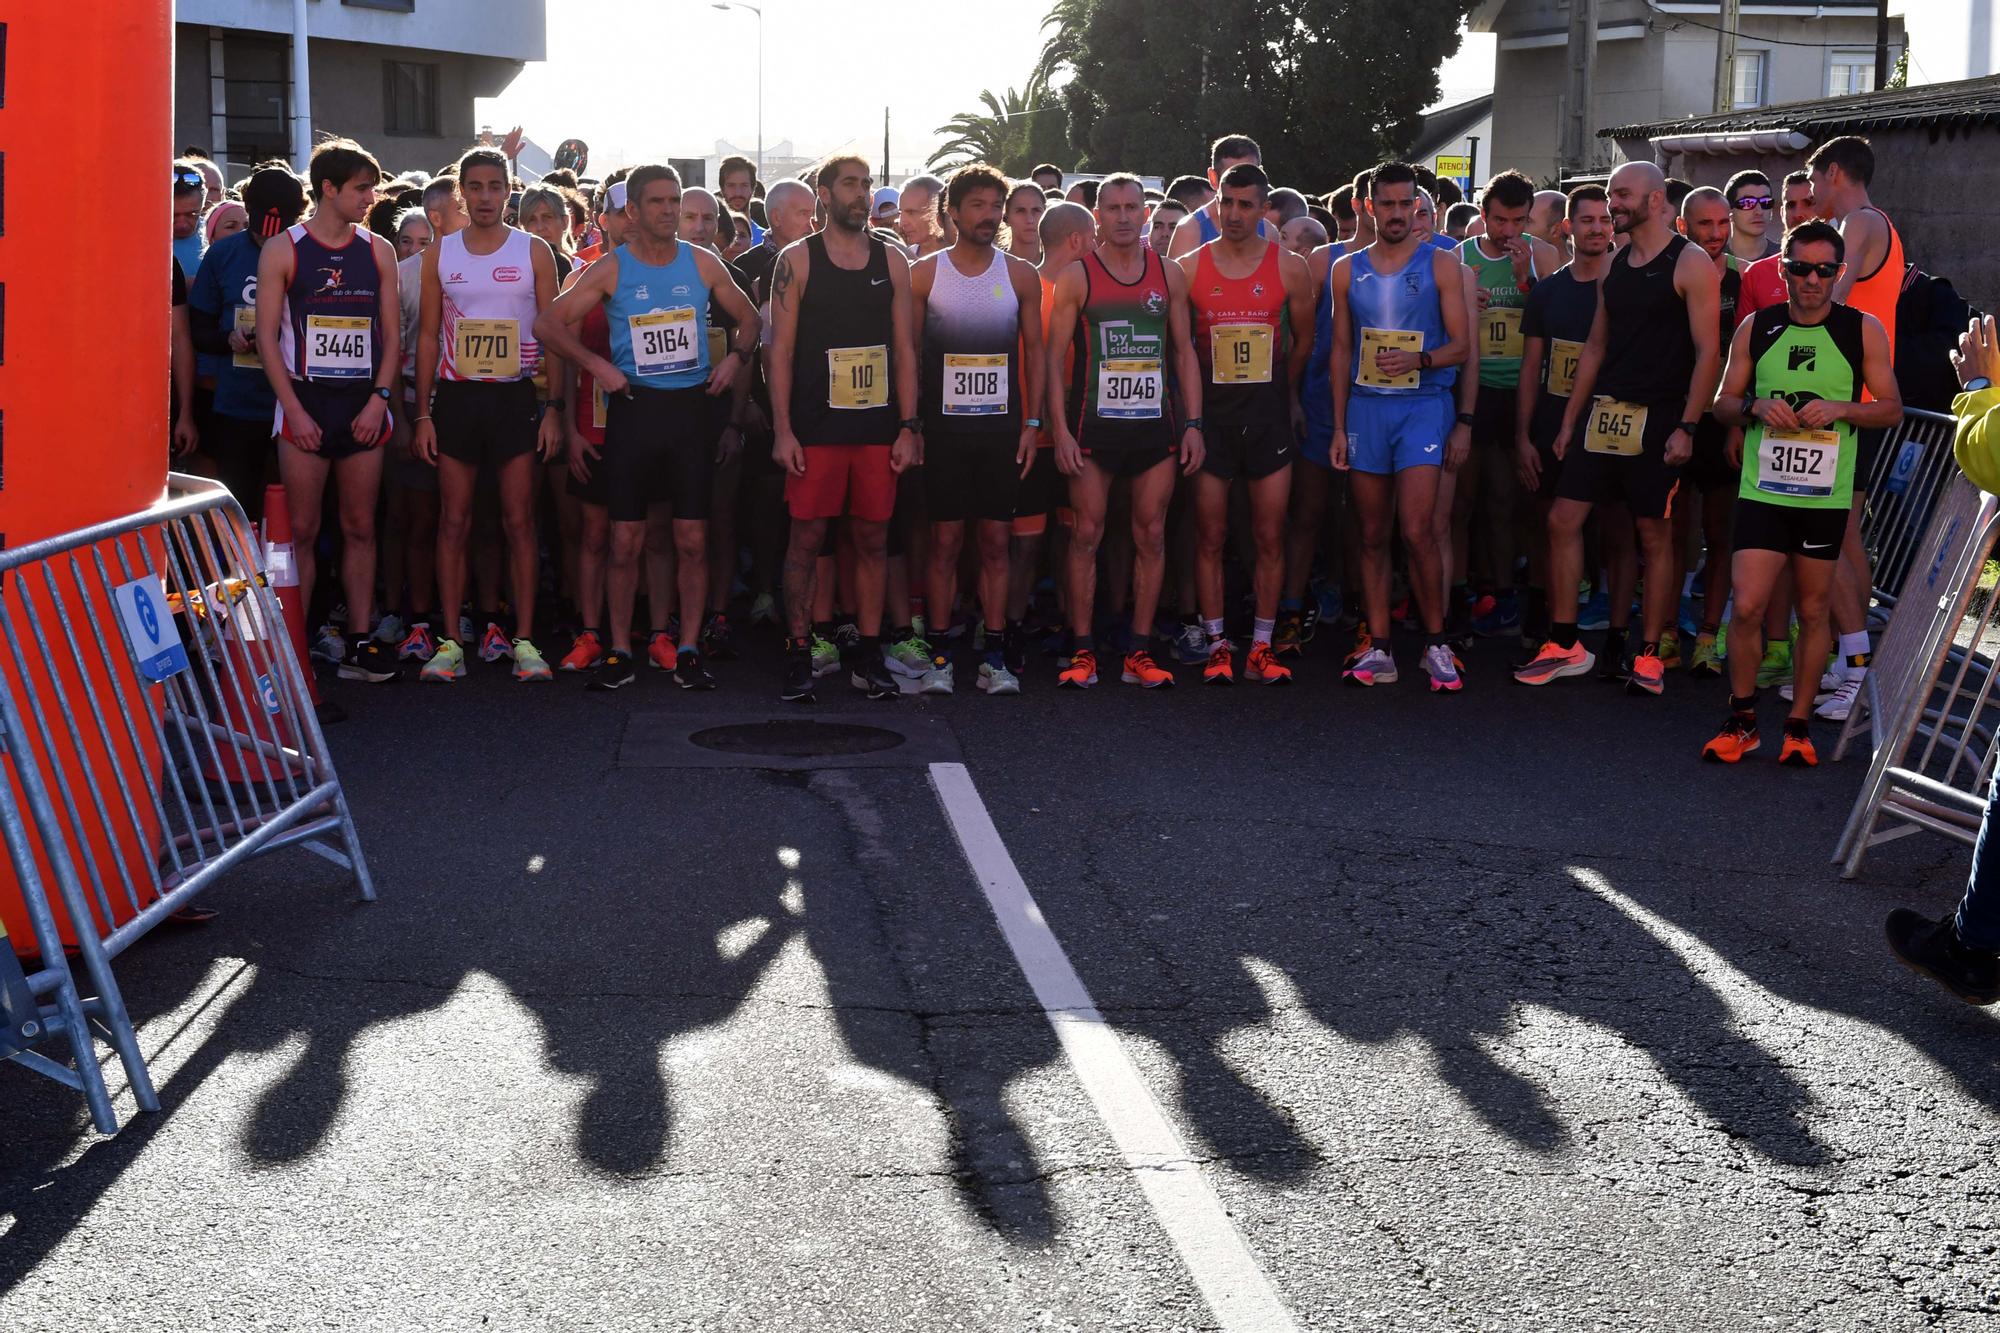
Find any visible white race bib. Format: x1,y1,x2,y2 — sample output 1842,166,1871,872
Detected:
628,307,698,378
942,353,1009,416
1757,426,1840,499
304,315,372,380
1095,358,1163,419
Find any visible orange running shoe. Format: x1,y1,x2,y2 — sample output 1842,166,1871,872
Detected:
559,629,603,673
1120,650,1175,688
647,630,677,672
1627,650,1666,697
1058,647,1098,689
1779,728,1819,768
1245,641,1292,684
1342,631,1373,672
1701,714,1760,764
1203,641,1235,685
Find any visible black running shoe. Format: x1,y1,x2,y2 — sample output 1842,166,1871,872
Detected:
338,637,399,683
1597,631,1630,683
852,653,898,700
1003,623,1029,676
782,646,816,702
587,650,637,691
701,613,738,661
1885,908,2000,1005
674,648,717,691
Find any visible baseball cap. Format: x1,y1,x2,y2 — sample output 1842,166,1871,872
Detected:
872,186,898,214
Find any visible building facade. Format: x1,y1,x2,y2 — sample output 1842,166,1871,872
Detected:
174,0,545,178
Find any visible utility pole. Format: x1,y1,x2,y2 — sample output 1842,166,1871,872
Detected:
882,107,891,185
1560,0,1597,176
1875,0,1892,89
289,0,313,171
1713,0,1742,114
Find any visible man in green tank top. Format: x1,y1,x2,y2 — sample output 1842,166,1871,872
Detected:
1702,220,1901,769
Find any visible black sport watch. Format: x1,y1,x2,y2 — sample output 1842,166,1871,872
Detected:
899,417,924,434
373,385,392,403
1678,419,1701,436
1456,412,1475,427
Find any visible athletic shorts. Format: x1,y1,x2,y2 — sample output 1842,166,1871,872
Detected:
1201,415,1294,482
566,448,609,506
388,445,439,495
924,431,1021,524
277,379,387,462
1525,425,1565,502
1079,441,1176,479
1554,399,1684,521
434,378,539,469
1471,383,1514,450
603,384,715,523
1686,414,1738,494
788,444,896,523
1302,420,1334,469
1345,392,1454,475
1012,447,1061,537
205,412,276,521
1732,496,1847,559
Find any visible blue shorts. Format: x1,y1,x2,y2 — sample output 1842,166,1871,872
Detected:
1346,391,1453,475
1302,420,1334,469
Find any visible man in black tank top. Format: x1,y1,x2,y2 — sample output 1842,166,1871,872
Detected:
767,153,922,703
1532,161,1722,700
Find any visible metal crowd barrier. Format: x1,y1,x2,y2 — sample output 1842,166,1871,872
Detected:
0,475,372,1131
1835,470,2000,877
1861,406,1961,619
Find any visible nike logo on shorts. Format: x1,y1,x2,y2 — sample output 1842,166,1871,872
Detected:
1803,540,1833,550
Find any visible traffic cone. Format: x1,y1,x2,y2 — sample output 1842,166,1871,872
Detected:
261,483,320,706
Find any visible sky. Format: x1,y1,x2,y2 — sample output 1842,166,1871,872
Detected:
478,1,1496,176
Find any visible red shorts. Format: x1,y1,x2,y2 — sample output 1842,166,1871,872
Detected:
786,444,896,522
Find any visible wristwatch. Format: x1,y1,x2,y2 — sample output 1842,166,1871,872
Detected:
1024,416,1043,430
373,385,392,403
1456,412,1475,427
1967,377,1994,392
1419,350,1434,370
900,417,924,434
1184,417,1205,431
1678,420,1701,436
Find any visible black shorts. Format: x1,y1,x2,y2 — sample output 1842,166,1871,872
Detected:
1732,496,1847,559
1200,414,1293,481
566,437,610,506
602,384,715,523
206,411,275,522
1686,414,1738,493
433,378,539,469
1554,399,1684,521
1472,382,1514,450
282,379,384,461
923,431,1021,523
1014,446,1061,521
1080,442,1176,480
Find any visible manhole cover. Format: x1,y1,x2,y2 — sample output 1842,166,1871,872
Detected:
688,720,907,758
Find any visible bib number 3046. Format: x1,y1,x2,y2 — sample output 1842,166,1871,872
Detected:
1583,398,1647,457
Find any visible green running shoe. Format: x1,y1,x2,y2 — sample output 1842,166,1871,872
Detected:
810,633,840,678
885,633,932,680
1756,640,1792,688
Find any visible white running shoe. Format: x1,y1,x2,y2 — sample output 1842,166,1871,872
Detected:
1815,675,1863,721
1343,646,1399,686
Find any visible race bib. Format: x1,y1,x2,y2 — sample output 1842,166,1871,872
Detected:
1482,307,1524,360
1757,426,1841,499
304,315,372,380
629,307,698,377
828,344,888,410
455,317,520,380
591,382,608,431
1095,357,1163,419
1210,324,1273,385
1547,338,1584,398
1583,398,1648,456
707,326,729,368
232,307,260,370
942,352,1008,416
1358,327,1422,390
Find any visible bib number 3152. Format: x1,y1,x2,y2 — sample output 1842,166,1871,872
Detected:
1583,398,1647,456
1757,426,1840,498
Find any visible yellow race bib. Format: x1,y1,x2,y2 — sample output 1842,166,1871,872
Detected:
1547,338,1584,398
1209,324,1274,385
232,307,260,370
1482,307,1524,360
707,326,730,369
828,345,888,410
591,381,608,431
455,317,520,380
1583,398,1648,456
1358,327,1422,390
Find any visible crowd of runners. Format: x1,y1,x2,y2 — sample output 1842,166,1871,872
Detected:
165,126,1926,767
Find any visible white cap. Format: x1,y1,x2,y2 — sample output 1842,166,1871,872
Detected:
606,181,628,212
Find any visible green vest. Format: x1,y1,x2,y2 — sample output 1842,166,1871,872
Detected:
1461,236,1531,389
1739,302,1868,511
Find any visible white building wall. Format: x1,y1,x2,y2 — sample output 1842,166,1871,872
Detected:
177,0,544,63
1894,0,2000,85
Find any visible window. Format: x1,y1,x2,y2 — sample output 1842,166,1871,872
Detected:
1829,51,1876,98
345,0,417,12
222,35,290,168
383,60,438,136
1731,50,1767,110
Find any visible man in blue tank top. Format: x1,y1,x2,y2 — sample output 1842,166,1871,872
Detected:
1167,133,1270,261
535,163,762,693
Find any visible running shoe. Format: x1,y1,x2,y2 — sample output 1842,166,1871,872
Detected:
1884,908,2000,1005
886,632,932,679
1688,633,1723,679
1273,612,1304,657
1003,623,1029,675
1779,729,1819,768
810,633,841,678
978,661,1021,695
674,649,717,691
1701,714,1759,764
833,622,861,659
647,630,678,672
782,645,816,702
512,639,553,683
1203,641,1235,685
920,652,954,695
559,630,603,673
1245,642,1292,685
478,622,513,664
1299,599,1321,644
372,612,405,645
1755,641,1792,688
748,592,779,628
1576,590,1612,632
458,614,475,646
398,622,439,662
1422,643,1463,693
588,650,637,691
339,637,398,683
1658,628,1681,671
1513,640,1595,686
311,624,346,663
1466,591,1497,623
1175,621,1208,666
1342,631,1373,672
701,613,737,660
1627,651,1666,697
1779,669,1843,705
1677,595,1703,638
1120,650,1175,688
853,653,898,700
1058,647,1099,689
420,639,467,683
1472,592,1521,638
1343,646,1398,687
1815,676,1863,722
1597,632,1630,683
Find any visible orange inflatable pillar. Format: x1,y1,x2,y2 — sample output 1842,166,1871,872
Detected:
0,4,174,948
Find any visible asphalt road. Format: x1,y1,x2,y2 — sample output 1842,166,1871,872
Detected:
3,625,1997,1331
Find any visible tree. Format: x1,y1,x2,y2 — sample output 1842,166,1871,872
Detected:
929,70,1069,175
1055,0,1479,190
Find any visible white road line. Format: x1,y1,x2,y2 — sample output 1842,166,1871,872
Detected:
928,762,1299,1333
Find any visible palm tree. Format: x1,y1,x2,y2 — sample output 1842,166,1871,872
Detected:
1035,0,1093,87
928,71,1057,174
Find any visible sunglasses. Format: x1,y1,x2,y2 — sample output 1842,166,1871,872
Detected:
1732,195,1774,211
1784,260,1841,279
174,169,204,188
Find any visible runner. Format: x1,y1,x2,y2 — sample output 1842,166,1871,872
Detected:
898,174,948,258
532,163,762,691
909,163,1045,696
1724,170,1780,264
253,138,401,685
1527,189,1570,261
1030,164,1064,194
1180,162,1314,684
718,155,763,246
1702,219,1901,765
1149,199,1187,256
1045,173,1206,690
1739,171,1816,320
388,180,464,664
1514,161,1722,695
1328,160,1473,691
1674,186,1746,677
767,153,921,703
1005,181,1046,264
1167,134,1269,260
1281,215,1328,256
172,161,206,288
1277,217,1347,656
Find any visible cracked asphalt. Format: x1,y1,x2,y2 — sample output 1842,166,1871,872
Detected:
3,626,1998,1331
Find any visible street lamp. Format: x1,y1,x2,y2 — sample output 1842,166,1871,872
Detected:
711,1,763,185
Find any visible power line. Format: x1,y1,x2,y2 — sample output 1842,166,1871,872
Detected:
1662,15,1894,51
